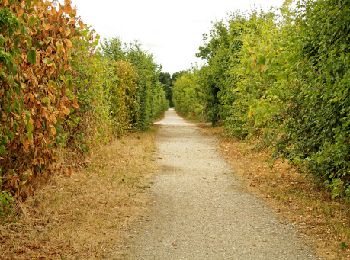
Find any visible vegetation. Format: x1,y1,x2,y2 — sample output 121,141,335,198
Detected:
159,72,173,107
0,131,157,258
172,0,350,199
172,69,205,120
0,0,168,212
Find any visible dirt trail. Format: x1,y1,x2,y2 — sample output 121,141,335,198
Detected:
126,109,317,259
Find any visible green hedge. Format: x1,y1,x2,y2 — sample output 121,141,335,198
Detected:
172,0,350,199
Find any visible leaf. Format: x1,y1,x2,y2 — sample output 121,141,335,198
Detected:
41,97,50,104
0,145,5,155
23,139,30,152
78,20,85,29
35,119,42,129
72,98,79,109
257,55,266,65
27,49,36,64
26,118,34,140
61,105,70,116
44,24,51,31
49,114,57,124
56,40,64,52
50,126,57,136
65,39,72,49
18,8,24,17
65,28,71,37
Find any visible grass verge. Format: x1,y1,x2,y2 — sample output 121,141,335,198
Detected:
200,126,350,260
0,130,157,259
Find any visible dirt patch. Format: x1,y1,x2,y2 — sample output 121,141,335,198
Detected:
0,130,157,259
199,126,350,260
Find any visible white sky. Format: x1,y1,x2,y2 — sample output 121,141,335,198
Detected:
71,0,284,74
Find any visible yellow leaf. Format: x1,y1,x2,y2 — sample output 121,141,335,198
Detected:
65,39,72,49
61,105,70,115
50,114,57,124
56,40,65,53
50,126,57,136
65,28,71,37
247,107,254,118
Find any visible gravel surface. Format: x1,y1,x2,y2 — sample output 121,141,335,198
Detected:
126,109,317,260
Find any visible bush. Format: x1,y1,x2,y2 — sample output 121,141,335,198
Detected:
0,0,82,198
173,0,350,199
172,70,205,120
0,1,168,201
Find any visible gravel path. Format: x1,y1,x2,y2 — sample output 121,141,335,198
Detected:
126,109,316,259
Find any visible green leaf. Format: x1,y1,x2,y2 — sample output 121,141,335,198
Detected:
257,55,266,65
27,49,36,64
26,120,34,141
0,145,5,155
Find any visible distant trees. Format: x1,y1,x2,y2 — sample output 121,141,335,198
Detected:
158,70,187,108
159,72,173,107
172,69,205,120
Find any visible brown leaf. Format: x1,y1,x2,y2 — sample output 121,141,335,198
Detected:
23,139,30,152
44,24,51,31
29,93,35,102
35,120,42,129
78,20,85,29
72,98,79,109
18,8,24,17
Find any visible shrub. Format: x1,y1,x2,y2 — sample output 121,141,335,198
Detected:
173,0,350,199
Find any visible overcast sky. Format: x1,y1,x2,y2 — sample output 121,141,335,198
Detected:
71,0,284,74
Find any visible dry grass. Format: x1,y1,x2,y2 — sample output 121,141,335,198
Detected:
200,126,350,260
0,130,157,259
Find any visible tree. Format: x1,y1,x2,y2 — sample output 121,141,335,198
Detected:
159,72,173,107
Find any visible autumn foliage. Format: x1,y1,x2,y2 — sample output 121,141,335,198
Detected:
0,0,168,205
0,0,82,198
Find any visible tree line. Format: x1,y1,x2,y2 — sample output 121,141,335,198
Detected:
172,0,350,199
